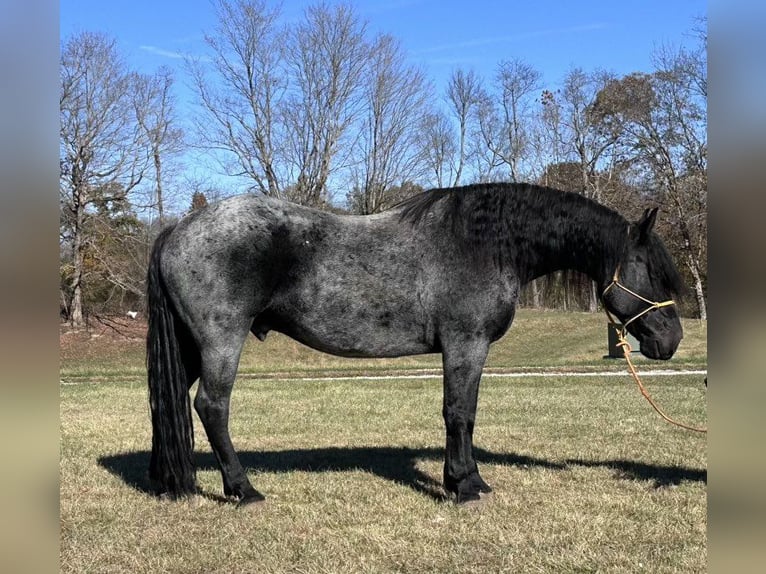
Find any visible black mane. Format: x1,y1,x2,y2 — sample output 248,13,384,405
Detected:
397,182,684,298
643,231,686,299
397,183,628,282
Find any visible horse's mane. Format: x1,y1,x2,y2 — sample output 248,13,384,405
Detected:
398,182,619,230
643,231,686,299
397,185,458,226
396,182,684,297
397,181,626,250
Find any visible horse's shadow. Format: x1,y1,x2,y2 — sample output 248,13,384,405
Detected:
564,457,707,488
98,446,705,502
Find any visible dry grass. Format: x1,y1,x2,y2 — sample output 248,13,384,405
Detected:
60,309,708,380
61,308,707,573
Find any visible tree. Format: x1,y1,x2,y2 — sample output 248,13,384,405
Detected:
560,68,623,202
471,89,505,182
134,67,184,225
420,109,456,188
60,32,153,326
190,191,209,212
86,194,149,314
193,1,370,206
283,2,369,206
532,68,622,311
536,89,565,182
191,0,286,197
488,58,542,182
446,68,483,185
349,34,430,214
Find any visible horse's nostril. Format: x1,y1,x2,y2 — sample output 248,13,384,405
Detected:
640,337,675,360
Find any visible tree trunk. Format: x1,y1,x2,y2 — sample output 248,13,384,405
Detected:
588,280,598,313
70,281,84,328
453,116,465,186
153,149,163,225
69,206,85,328
670,194,707,320
530,278,541,308
686,253,707,320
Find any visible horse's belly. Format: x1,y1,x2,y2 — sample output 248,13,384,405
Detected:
259,244,436,357
258,306,435,358
292,334,433,358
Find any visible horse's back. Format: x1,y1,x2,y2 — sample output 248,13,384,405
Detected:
158,195,439,356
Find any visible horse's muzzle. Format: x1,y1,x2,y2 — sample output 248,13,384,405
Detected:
639,334,681,360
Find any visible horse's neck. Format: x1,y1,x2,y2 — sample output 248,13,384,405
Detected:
503,195,626,285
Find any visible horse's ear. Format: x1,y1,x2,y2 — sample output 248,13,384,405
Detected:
637,207,658,242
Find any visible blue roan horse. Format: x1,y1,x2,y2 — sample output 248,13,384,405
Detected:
147,182,684,505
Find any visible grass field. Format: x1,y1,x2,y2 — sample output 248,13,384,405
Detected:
60,309,708,380
60,309,707,573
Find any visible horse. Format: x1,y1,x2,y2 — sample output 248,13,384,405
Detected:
146,182,685,506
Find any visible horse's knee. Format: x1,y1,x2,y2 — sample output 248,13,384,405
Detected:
442,406,475,428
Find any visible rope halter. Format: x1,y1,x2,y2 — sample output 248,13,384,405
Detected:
601,263,705,433
601,263,676,338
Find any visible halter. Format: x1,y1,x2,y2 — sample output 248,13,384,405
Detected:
601,263,705,433
601,263,676,334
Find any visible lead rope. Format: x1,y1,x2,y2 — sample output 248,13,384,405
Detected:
603,266,707,433
611,325,707,433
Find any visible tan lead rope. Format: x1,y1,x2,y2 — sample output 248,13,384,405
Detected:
603,264,707,433
612,327,707,433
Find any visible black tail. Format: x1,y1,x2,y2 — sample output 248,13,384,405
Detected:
146,225,196,497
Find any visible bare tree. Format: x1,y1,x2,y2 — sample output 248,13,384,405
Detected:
493,59,542,182
134,67,184,225
60,32,152,326
472,88,506,182
446,68,483,186
349,34,430,214
419,110,456,188
190,0,286,197
283,2,369,206
521,70,622,312
557,68,622,202
537,89,564,180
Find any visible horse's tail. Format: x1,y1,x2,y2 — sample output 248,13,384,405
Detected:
146,224,196,497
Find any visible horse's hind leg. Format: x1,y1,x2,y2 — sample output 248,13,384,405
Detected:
441,336,492,504
194,323,264,506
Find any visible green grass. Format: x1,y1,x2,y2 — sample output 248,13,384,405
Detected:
61,310,707,573
60,309,708,380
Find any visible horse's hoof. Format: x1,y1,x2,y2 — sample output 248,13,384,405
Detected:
236,494,266,510
459,492,493,510
457,491,495,510
456,489,493,509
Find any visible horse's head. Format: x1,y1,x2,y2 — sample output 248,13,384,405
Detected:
603,208,685,360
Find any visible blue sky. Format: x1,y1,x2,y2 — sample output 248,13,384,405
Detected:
60,0,706,199
61,0,705,91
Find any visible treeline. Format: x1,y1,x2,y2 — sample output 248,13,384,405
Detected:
60,1,706,326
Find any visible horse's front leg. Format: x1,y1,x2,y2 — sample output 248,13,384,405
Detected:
440,336,492,504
